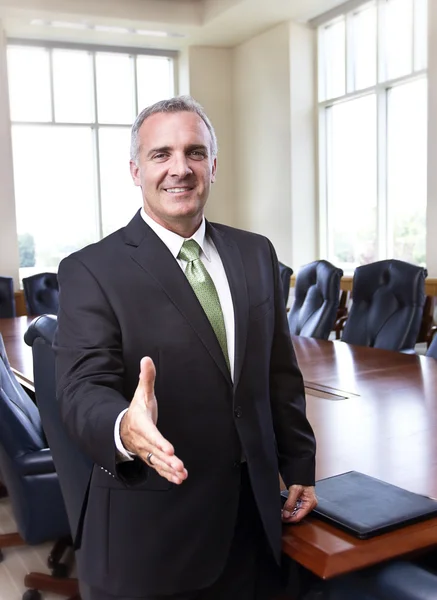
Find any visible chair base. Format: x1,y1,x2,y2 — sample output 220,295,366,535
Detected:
24,572,79,599
0,531,25,562
0,533,79,598
47,536,73,573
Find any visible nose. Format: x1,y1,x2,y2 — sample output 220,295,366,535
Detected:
169,153,193,178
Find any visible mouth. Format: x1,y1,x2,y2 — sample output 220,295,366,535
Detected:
163,186,194,195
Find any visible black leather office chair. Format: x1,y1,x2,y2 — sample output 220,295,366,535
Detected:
326,560,437,600
341,259,426,351
288,260,343,340
0,275,16,318
25,315,93,589
278,262,293,307
0,333,77,600
22,272,59,316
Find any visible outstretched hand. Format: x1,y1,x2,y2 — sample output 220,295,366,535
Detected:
120,357,188,484
282,484,317,523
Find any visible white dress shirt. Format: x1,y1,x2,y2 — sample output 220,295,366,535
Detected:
114,209,235,459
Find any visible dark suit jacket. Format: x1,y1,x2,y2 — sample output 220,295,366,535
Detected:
55,211,316,597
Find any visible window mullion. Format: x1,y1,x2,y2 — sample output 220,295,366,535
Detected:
325,107,335,262
91,52,103,240
48,48,55,123
133,54,139,116
346,12,354,93
377,0,386,84
318,106,329,259
376,85,388,259
411,0,421,73
411,0,416,71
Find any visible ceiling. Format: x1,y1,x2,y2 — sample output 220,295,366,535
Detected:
0,0,346,50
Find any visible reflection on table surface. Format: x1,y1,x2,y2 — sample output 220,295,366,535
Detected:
292,336,437,499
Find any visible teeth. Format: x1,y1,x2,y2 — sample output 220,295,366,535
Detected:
166,187,190,193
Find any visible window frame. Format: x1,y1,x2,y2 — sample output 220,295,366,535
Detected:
7,38,177,246
317,0,428,271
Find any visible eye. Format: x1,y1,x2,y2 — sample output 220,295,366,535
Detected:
152,152,168,161
189,150,206,159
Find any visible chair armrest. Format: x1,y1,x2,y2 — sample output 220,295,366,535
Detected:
427,325,437,348
334,316,348,340
16,448,56,476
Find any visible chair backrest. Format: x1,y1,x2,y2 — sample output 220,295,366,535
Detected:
0,334,45,452
278,262,293,307
342,259,427,351
0,276,16,318
0,334,69,543
288,260,343,340
25,315,93,548
22,272,59,316
328,559,437,600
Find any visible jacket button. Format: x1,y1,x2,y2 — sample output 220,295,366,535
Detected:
234,407,243,418
233,461,241,469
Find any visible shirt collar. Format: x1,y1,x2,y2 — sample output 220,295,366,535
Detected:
140,208,210,261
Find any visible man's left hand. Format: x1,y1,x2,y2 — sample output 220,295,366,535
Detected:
282,484,317,523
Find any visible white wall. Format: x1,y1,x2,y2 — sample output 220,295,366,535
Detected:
0,21,20,287
289,21,317,270
233,21,316,269
186,46,236,226
427,0,437,277
233,23,293,265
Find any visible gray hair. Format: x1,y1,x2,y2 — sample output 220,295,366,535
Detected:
130,95,218,163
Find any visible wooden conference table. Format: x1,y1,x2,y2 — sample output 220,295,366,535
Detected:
1,316,437,580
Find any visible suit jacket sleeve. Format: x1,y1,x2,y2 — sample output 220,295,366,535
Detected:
54,255,148,484
267,241,316,488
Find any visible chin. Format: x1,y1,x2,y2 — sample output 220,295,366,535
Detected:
169,202,204,218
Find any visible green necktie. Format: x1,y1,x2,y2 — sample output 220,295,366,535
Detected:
178,240,230,371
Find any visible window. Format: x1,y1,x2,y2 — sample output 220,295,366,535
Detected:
7,42,175,279
326,95,378,266
318,0,428,272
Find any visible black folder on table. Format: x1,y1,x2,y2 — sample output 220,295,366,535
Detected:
311,471,437,539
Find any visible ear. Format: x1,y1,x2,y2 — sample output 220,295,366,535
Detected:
211,157,217,183
130,160,141,186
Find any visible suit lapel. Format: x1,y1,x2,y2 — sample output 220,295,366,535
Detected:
123,213,232,384
207,223,249,391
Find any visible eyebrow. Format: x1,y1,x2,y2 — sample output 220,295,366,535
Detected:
186,144,208,154
147,146,172,158
146,144,209,158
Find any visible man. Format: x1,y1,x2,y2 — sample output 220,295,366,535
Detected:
55,95,317,600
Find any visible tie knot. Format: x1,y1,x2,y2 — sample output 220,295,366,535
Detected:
178,239,201,263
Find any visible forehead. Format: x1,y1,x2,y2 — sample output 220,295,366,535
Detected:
138,111,211,149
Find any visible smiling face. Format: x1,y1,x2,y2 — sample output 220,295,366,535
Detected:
130,110,217,238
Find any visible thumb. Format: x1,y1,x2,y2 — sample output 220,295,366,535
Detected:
139,356,156,402
283,486,301,515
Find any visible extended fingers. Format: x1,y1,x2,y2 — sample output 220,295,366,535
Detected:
128,427,187,483
135,427,187,482
141,442,184,471
146,452,188,484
